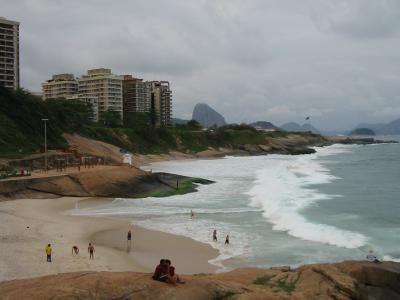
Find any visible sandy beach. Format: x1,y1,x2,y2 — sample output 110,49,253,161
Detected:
0,197,218,282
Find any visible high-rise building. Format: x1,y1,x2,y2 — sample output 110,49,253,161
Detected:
41,73,78,100
122,75,151,120
150,81,172,127
78,68,123,119
0,17,19,90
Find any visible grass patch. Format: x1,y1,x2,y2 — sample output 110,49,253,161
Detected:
136,179,200,198
253,275,275,285
253,274,299,294
276,279,296,293
213,291,237,300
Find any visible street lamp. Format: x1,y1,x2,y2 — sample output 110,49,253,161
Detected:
41,118,48,171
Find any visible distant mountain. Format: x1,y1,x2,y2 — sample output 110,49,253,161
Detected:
172,118,189,126
354,118,400,135
280,122,320,134
250,121,278,130
379,118,400,134
192,103,227,128
349,128,375,136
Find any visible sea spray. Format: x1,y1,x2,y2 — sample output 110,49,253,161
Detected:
246,146,368,248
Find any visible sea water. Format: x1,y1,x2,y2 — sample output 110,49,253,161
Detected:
70,137,400,269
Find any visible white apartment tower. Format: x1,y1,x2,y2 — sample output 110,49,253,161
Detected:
0,17,19,90
42,73,78,100
78,68,123,119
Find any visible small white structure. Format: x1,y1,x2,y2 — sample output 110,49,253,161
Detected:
122,153,132,166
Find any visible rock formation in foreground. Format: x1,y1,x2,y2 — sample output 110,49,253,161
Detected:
192,103,227,128
0,261,399,300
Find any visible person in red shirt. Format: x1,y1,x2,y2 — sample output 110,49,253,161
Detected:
152,259,168,282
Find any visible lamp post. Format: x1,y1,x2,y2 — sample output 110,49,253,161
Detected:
41,118,48,172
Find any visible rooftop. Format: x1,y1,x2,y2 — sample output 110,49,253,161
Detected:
0,17,20,25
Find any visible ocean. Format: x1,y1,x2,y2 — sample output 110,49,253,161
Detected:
70,137,400,270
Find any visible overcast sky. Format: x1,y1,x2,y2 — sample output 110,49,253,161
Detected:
2,0,400,130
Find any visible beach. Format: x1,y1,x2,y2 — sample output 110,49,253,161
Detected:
0,196,218,282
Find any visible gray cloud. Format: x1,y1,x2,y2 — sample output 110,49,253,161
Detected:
2,0,400,130
311,0,400,39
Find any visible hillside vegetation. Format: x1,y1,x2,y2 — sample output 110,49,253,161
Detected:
0,87,317,158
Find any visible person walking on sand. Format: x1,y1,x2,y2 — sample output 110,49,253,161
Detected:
45,244,52,262
88,243,95,260
72,245,79,255
225,234,230,245
127,230,132,252
213,229,217,242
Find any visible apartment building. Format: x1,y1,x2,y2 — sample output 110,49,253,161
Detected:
0,17,19,90
41,73,78,100
150,81,172,127
67,94,99,122
78,68,123,119
122,75,151,120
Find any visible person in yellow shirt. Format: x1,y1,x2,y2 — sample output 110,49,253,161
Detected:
45,244,52,262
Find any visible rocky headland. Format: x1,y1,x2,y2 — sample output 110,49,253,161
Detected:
0,166,212,200
0,261,399,300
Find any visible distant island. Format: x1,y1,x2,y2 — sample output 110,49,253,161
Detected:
354,118,400,135
349,128,375,136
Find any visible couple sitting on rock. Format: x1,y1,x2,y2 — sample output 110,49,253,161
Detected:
152,259,185,284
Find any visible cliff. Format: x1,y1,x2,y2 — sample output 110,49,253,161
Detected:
0,261,399,299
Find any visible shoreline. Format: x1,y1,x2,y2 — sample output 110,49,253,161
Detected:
0,196,219,282
1,140,398,282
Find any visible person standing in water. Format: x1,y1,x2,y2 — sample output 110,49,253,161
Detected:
88,243,95,260
190,210,194,219
127,229,132,252
225,234,230,245
213,230,217,242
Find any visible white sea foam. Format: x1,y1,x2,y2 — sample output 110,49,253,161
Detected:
246,146,368,249
383,255,400,262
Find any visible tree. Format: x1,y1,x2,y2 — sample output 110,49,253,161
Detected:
123,112,152,130
100,109,122,127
